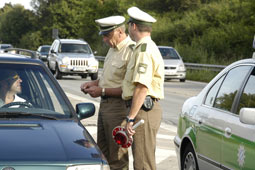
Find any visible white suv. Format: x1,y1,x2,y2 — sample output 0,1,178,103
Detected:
48,39,98,80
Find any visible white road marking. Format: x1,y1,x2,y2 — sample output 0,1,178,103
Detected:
157,134,175,140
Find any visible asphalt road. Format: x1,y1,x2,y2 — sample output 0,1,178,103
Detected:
58,76,207,126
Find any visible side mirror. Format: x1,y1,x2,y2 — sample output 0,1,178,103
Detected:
239,108,255,125
50,49,55,54
94,51,98,55
76,103,95,119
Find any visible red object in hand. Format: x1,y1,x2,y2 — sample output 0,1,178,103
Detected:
112,120,144,148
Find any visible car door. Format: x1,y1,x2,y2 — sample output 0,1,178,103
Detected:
195,74,227,169
195,65,252,169
221,66,255,169
48,40,58,69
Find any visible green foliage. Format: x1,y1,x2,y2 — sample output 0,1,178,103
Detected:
0,0,254,65
186,69,219,82
0,5,36,47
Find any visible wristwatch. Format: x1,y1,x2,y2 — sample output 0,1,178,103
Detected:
101,88,105,97
126,116,135,123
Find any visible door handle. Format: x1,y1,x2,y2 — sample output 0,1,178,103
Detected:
225,127,232,138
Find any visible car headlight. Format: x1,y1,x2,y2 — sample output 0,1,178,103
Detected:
62,57,69,64
178,64,186,71
66,164,110,170
88,58,99,67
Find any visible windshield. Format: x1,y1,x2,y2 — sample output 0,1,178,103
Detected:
0,45,12,49
0,64,72,119
41,46,50,52
60,43,92,54
159,47,180,60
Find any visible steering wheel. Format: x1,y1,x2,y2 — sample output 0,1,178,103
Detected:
1,102,33,108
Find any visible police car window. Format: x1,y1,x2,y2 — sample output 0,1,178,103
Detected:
204,74,225,107
237,67,255,113
214,66,251,112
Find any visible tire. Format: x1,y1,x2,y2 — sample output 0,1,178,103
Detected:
54,65,62,79
180,79,186,82
90,72,98,80
181,143,199,170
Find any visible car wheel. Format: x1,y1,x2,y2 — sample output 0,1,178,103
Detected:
81,74,87,79
180,79,186,82
90,72,98,80
54,65,62,79
181,143,199,170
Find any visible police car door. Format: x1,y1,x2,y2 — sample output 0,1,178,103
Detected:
221,65,255,169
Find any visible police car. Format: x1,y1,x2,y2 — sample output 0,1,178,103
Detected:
174,58,255,170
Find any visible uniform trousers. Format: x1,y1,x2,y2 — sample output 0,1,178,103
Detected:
129,101,162,170
97,97,129,170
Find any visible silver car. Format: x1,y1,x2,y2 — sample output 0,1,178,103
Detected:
158,46,186,82
48,39,98,80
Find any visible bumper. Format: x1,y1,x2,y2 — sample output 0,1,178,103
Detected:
59,66,98,74
174,135,181,169
165,71,186,79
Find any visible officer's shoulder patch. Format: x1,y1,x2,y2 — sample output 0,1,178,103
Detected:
141,43,147,52
138,63,147,74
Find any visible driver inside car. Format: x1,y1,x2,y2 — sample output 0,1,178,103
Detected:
0,70,26,107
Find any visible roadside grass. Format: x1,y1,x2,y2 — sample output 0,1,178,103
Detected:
186,69,220,83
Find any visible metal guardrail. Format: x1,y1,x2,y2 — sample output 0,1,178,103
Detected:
95,56,226,72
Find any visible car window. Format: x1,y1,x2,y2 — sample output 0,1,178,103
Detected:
41,46,50,52
214,65,252,112
159,48,180,60
204,74,225,107
0,64,72,118
237,67,255,113
60,44,92,54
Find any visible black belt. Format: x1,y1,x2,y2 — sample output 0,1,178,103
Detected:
125,96,159,108
101,96,122,100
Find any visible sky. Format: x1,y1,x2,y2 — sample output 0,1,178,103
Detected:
0,0,32,10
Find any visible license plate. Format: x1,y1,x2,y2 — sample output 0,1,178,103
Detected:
165,70,175,75
73,67,86,71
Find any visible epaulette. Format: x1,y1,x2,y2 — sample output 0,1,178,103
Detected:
141,43,147,52
129,44,135,50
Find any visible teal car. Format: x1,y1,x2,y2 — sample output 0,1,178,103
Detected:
174,58,255,170
0,53,109,170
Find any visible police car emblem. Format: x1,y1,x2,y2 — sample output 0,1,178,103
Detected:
237,145,245,167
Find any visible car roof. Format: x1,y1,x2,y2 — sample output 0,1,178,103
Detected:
40,45,51,47
57,39,88,44
0,53,43,65
158,46,174,49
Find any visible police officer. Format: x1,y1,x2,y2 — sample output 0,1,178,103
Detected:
122,7,164,170
80,16,135,170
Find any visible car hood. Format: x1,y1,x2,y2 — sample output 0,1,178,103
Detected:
0,120,103,163
164,59,183,66
59,53,94,58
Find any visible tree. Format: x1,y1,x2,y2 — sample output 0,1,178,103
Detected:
0,5,36,47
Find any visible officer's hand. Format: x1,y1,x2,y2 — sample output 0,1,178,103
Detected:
80,82,92,94
86,86,102,98
125,122,135,137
